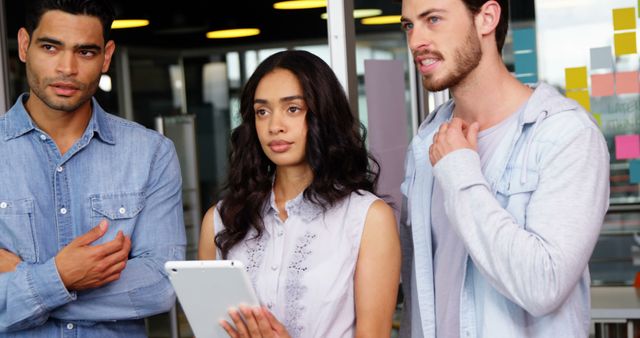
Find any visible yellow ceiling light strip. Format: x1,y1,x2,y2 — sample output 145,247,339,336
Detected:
320,8,382,20
111,19,149,29
273,0,327,10
361,15,401,25
206,28,261,39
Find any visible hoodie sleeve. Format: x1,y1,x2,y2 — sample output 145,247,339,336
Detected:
433,123,609,317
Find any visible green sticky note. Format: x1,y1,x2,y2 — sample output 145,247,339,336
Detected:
592,113,602,126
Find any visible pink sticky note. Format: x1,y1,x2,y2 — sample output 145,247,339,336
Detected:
616,71,640,94
616,134,640,160
591,73,614,97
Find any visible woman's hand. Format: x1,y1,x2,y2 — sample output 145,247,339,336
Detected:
220,305,291,338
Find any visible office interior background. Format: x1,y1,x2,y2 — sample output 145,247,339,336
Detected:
1,0,640,337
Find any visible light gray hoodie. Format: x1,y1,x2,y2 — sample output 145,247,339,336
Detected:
400,83,610,337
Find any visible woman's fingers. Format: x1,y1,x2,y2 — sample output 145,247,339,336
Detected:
220,319,240,338
228,308,251,337
239,306,263,338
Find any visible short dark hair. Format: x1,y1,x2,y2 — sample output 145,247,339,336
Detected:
462,0,509,52
215,50,381,258
25,0,115,43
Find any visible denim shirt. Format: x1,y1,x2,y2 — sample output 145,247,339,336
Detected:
399,83,610,337
0,95,186,337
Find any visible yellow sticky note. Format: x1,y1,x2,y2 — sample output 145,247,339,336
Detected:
615,31,637,56
592,113,602,126
565,67,588,90
613,8,636,31
567,90,591,112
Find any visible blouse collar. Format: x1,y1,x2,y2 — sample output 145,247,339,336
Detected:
266,189,323,222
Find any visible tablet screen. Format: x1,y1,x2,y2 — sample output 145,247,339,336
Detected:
165,260,260,338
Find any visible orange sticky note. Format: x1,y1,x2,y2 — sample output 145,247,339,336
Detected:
591,73,614,97
615,32,637,56
565,67,588,90
567,90,591,112
613,8,636,30
616,71,640,94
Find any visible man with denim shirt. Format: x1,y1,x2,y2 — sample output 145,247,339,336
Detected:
399,0,609,337
0,0,186,336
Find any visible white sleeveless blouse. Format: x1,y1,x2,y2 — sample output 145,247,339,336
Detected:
213,190,379,338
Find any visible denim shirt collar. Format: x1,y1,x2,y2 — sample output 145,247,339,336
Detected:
3,93,115,145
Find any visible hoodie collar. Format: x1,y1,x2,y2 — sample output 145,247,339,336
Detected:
420,82,576,133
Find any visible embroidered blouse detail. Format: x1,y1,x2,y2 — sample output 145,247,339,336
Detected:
284,231,318,337
215,189,379,338
242,233,266,288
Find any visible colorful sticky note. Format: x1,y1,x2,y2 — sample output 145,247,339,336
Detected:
615,134,640,160
613,8,636,31
516,74,538,85
515,52,537,74
592,113,602,126
565,67,588,90
591,73,614,97
590,46,614,70
630,160,640,183
512,28,536,52
616,71,640,94
614,32,637,56
566,90,591,112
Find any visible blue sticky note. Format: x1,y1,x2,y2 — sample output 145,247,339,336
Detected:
630,160,640,184
515,51,537,74
513,28,536,52
590,46,614,70
516,74,539,85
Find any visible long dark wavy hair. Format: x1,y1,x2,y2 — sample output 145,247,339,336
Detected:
215,50,381,258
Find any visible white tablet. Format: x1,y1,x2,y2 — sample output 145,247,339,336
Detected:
165,260,260,338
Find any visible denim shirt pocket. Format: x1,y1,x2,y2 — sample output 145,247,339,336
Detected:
90,192,145,240
0,198,38,262
495,170,539,228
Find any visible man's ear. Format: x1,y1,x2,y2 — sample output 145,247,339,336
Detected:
101,40,116,73
475,0,501,38
17,28,30,63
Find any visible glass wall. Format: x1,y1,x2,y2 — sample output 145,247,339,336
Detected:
533,0,640,286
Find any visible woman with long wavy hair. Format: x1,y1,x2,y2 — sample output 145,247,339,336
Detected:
198,50,400,338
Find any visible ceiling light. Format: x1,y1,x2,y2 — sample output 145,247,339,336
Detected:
273,0,327,10
206,28,261,39
361,15,401,25
321,9,383,20
111,19,149,29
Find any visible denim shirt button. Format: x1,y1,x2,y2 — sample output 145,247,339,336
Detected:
60,208,68,215
56,166,64,172
119,207,126,214
39,134,46,141
0,202,6,209
66,323,74,330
